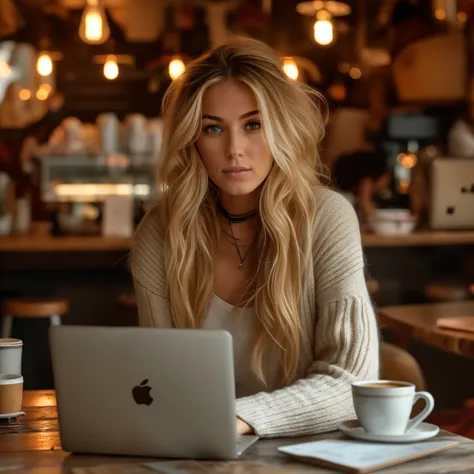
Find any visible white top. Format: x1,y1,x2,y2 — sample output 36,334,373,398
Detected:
202,296,260,398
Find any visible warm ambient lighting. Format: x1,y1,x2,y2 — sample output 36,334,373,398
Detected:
434,8,446,20
168,58,185,80
349,67,362,79
103,56,119,80
36,88,48,101
37,52,53,77
0,60,11,78
36,84,52,101
19,89,31,101
282,57,299,80
79,0,110,45
314,10,334,46
53,183,150,200
397,153,418,169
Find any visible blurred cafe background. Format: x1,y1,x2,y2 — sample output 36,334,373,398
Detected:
1,0,474,434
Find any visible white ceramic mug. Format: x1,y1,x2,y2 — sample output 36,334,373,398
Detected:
352,380,435,436
0,339,22,375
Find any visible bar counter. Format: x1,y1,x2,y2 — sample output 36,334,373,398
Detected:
0,234,133,252
1,229,474,252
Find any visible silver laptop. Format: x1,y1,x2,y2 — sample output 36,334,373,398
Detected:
430,158,474,230
49,326,258,459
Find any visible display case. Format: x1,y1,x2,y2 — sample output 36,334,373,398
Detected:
37,154,156,203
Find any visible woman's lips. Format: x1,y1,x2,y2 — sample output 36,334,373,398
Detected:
222,169,251,178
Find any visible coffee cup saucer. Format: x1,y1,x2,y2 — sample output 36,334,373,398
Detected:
338,420,439,443
0,411,26,422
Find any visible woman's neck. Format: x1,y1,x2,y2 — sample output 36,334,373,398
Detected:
218,191,258,217
217,192,260,242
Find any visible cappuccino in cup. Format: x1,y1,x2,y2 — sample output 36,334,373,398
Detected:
352,380,435,436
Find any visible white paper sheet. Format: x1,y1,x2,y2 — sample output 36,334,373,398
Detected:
278,439,457,471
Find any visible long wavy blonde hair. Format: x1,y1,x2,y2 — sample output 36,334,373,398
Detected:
158,37,327,387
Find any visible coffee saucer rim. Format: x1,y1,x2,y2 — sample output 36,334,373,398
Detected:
338,420,439,443
0,411,26,420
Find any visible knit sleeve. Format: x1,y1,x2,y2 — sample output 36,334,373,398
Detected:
235,189,380,437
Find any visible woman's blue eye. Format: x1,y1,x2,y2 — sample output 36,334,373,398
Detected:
204,125,222,134
245,121,261,131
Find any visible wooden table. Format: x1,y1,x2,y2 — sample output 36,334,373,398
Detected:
1,391,474,473
1,229,474,252
379,301,474,357
361,230,474,248
0,235,133,252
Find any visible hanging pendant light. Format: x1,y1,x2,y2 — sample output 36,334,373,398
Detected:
103,55,119,80
282,57,299,80
296,1,350,46
168,57,185,80
79,0,110,45
37,52,53,76
313,9,334,45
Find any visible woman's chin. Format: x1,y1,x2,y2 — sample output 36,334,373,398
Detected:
218,184,260,197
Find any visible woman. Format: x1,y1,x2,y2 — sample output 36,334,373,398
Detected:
331,150,391,222
131,37,379,438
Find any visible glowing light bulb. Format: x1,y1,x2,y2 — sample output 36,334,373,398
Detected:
79,0,110,45
37,52,53,77
314,10,334,46
103,56,119,80
168,58,185,80
282,57,299,80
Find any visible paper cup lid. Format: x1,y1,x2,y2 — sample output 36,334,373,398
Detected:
0,339,22,348
0,374,23,385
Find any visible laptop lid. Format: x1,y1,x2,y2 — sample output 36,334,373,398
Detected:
49,326,239,459
429,158,474,230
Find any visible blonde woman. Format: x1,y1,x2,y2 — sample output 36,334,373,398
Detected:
131,37,379,438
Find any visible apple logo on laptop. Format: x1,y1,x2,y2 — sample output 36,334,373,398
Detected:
132,379,153,406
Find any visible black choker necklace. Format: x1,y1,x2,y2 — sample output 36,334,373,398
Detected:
217,201,257,224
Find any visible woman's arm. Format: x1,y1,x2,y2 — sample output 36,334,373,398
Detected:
235,190,380,438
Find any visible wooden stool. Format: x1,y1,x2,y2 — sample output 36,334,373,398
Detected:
1,298,69,338
424,283,470,302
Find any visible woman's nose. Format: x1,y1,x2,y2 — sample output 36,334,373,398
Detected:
226,129,244,159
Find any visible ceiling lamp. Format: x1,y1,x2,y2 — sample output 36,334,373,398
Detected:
168,57,185,80
313,10,334,45
296,0,351,17
297,1,350,46
282,57,299,81
103,55,119,80
79,0,110,45
37,52,53,76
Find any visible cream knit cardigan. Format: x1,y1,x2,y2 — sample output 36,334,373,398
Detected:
131,186,380,438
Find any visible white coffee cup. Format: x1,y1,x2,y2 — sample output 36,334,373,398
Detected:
352,380,435,436
0,339,22,375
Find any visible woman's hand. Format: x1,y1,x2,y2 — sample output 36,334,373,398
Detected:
236,417,253,435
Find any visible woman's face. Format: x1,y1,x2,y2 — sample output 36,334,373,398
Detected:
196,80,273,201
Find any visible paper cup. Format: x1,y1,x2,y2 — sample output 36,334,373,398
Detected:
0,374,23,414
